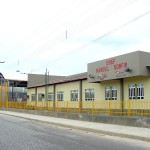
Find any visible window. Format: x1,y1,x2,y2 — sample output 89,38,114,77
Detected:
129,84,144,100
27,95,29,99
38,93,43,101
105,87,111,100
112,87,117,100
105,86,117,100
31,94,36,101
137,84,144,99
48,92,53,101
85,88,94,101
57,91,64,101
70,90,78,101
129,84,136,99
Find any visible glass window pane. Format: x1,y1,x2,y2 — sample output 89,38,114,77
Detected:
129,84,135,100
112,87,117,100
137,84,144,99
105,87,111,100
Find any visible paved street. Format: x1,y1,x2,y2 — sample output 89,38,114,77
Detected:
0,114,150,150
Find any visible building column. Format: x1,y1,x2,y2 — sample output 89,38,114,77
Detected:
35,87,37,102
120,78,124,115
79,80,82,110
53,84,56,111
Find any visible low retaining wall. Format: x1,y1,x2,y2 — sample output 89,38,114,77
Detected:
1,108,150,128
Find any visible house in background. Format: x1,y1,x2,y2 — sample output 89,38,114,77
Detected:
0,72,27,101
8,79,27,101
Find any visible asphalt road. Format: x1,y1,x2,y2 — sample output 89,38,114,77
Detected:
0,114,150,150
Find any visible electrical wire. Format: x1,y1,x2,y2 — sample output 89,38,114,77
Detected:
32,10,150,73
21,0,138,64
12,0,143,73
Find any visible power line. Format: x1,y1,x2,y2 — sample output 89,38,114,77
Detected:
18,0,131,49
34,10,150,72
17,0,87,46
68,0,138,37
21,0,138,64
8,0,141,72
92,11,150,43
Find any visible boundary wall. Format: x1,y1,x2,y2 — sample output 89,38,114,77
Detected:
1,108,150,128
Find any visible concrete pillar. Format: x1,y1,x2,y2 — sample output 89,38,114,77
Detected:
120,78,124,115
79,80,82,110
53,84,56,111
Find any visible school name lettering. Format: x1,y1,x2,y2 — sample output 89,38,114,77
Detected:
96,66,109,73
96,58,128,73
114,62,127,70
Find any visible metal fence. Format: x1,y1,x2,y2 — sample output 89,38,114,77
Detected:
0,84,150,116
0,100,150,117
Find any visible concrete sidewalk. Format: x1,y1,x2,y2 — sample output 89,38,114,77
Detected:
0,110,150,142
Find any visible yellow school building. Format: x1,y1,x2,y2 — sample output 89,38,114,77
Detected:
26,51,150,116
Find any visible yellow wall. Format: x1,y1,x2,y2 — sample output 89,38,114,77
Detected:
55,81,80,101
28,85,55,101
124,76,150,100
37,87,45,95
27,76,150,103
47,85,54,93
82,80,101,101
28,79,120,102
27,88,36,101
99,80,121,101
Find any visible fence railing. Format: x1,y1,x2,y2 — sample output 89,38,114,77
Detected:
0,100,150,117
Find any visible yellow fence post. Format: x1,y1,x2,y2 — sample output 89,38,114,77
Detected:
55,101,57,112
92,101,94,114
78,101,81,113
47,101,49,111
4,83,8,108
108,101,111,115
35,101,37,110
128,100,131,116
66,101,68,112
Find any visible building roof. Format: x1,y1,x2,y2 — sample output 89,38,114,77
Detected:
28,72,87,88
8,79,27,87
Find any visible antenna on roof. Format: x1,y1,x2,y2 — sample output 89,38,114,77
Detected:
16,59,20,72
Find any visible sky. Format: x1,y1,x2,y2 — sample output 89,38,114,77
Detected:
0,0,150,80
